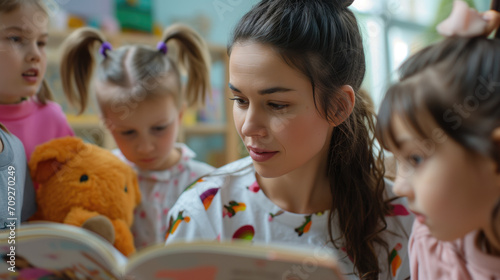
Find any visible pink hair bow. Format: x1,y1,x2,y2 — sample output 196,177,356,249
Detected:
437,0,488,37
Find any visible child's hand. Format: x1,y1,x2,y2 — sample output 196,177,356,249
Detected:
437,0,500,37
481,10,500,36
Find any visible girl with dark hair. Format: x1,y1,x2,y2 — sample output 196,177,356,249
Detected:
375,1,500,278
165,1,413,279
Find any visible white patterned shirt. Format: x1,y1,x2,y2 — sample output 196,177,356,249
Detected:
165,157,414,280
113,143,214,250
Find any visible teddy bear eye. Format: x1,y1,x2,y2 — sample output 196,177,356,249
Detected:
124,185,128,193
80,174,89,182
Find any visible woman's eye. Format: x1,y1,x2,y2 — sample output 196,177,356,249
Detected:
229,97,248,106
268,103,288,110
37,41,47,47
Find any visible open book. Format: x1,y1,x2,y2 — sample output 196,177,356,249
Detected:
0,222,346,280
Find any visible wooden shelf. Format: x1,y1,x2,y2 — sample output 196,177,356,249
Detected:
184,124,226,134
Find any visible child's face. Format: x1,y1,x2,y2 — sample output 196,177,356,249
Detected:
229,42,334,178
104,94,182,171
0,4,48,104
390,116,500,241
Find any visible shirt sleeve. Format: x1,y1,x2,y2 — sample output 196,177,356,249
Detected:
164,184,220,244
21,165,36,222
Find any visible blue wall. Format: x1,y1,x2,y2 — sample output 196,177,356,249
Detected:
153,0,258,45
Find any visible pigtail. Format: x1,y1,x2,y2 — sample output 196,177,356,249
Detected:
60,27,107,114
0,123,9,134
162,24,211,107
35,80,54,105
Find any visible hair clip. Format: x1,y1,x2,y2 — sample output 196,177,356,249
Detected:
99,42,113,58
157,41,168,54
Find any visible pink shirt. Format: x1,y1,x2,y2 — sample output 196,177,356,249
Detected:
0,99,74,161
409,220,500,279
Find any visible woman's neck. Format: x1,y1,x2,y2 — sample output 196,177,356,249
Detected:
257,158,332,214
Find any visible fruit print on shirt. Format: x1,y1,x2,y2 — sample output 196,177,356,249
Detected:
295,215,312,237
165,211,190,240
232,225,255,241
223,201,246,218
268,210,284,222
200,188,220,210
389,243,403,277
246,181,260,193
387,204,410,217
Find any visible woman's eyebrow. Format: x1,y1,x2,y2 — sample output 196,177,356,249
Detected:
228,83,293,95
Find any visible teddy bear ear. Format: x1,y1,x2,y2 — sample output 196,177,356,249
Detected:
32,159,64,183
28,137,84,184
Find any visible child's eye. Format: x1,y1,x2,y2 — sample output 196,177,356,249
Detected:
37,41,46,47
152,126,167,132
408,154,423,166
7,36,22,43
229,97,248,107
121,130,135,136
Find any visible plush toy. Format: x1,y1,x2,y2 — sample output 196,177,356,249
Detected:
28,137,141,256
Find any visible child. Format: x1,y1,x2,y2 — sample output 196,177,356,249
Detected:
375,1,500,279
0,0,74,161
0,124,36,229
165,1,414,279
59,24,215,250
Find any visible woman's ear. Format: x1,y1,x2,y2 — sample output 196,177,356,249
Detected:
331,85,356,126
491,127,500,173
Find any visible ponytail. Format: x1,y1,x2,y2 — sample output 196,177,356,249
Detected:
35,79,54,105
161,24,211,106
60,27,107,114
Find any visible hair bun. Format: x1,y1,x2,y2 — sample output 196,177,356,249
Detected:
343,0,354,8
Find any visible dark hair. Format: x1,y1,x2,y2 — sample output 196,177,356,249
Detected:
229,0,393,278
0,0,53,104
376,36,500,246
60,24,211,115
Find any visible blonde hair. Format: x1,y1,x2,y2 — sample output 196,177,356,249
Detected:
0,0,53,104
60,24,211,115
0,123,9,133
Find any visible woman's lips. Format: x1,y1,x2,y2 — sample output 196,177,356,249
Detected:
247,147,278,162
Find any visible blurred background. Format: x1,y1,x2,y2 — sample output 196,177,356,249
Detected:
44,0,491,167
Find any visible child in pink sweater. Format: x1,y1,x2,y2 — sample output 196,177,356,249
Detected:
0,0,74,161
375,1,500,278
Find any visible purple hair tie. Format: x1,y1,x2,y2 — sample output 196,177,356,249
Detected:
99,42,113,58
157,41,168,54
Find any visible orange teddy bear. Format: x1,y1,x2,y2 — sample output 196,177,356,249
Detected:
29,137,141,256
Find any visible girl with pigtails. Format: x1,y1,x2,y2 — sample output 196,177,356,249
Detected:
375,1,500,278
165,1,414,279
59,24,215,250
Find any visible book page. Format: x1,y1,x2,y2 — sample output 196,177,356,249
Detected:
0,222,127,279
125,242,345,280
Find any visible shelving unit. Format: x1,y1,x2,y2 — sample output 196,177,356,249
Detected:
46,29,241,167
